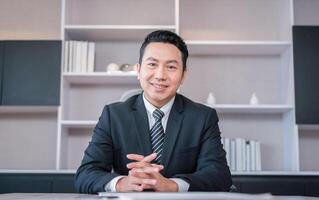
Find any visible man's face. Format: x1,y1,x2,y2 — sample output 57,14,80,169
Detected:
137,42,186,108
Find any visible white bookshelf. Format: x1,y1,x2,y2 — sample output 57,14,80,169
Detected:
55,0,299,172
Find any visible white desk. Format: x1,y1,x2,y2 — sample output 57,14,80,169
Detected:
0,193,319,200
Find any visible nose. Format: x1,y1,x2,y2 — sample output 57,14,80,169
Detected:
154,65,166,80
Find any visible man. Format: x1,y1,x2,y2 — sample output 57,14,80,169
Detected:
74,30,232,193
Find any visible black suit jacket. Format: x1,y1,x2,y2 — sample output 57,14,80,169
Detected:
74,93,232,193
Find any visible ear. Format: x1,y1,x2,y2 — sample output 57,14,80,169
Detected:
180,69,187,85
135,63,141,80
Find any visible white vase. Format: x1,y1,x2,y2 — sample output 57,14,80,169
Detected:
206,92,216,105
250,93,259,105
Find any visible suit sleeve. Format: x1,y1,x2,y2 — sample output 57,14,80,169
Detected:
74,105,119,193
173,109,232,191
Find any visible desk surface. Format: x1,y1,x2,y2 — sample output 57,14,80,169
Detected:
1,193,319,200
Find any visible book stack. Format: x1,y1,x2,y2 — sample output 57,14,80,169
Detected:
221,137,261,172
63,40,95,73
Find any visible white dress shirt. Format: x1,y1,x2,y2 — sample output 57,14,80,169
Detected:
105,93,189,192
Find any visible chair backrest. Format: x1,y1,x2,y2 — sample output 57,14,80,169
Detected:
229,184,238,192
119,88,142,102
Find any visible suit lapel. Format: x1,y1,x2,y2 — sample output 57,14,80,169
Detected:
132,94,153,156
161,95,184,172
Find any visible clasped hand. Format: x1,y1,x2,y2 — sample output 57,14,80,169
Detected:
116,153,178,192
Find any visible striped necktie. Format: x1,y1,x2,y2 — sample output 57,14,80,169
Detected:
150,109,165,164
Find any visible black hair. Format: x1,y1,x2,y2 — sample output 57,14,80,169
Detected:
139,30,188,71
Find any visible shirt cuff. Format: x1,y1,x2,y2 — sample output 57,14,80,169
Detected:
104,176,125,192
170,178,190,192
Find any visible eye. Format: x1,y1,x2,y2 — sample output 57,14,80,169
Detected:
147,62,157,68
167,65,177,71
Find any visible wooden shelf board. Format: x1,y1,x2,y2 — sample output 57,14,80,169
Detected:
63,72,139,84
205,104,293,114
61,120,97,128
64,25,176,41
0,106,58,114
298,125,319,131
186,40,291,55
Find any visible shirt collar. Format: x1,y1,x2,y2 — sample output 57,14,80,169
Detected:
142,92,175,117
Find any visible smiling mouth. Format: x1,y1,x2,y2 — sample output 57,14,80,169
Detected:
151,83,168,90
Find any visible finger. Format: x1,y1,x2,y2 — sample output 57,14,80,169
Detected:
127,161,152,169
142,153,157,162
141,183,153,190
151,164,164,170
129,174,156,185
134,166,160,174
130,169,150,179
141,179,157,185
127,154,144,161
131,184,144,192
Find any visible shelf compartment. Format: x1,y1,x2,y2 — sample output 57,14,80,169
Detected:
58,126,94,169
64,25,176,41
65,0,175,27
63,72,139,84
186,40,291,55
0,0,61,40
180,0,291,41
181,54,288,105
62,83,140,121
207,104,293,114
299,129,319,171
0,112,57,169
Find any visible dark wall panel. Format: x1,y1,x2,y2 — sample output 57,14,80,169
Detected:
293,26,319,124
2,41,61,105
0,177,51,193
305,181,319,197
0,42,4,104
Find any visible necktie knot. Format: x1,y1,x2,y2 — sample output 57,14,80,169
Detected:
153,109,164,121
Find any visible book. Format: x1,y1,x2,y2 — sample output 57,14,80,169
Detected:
64,41,69,72
246,141,251,171
230,139,236,171
224,137,231,168
250,140,256,171
235,138,244,171
69,41,74,72
87,42,95,73
256,141,261,171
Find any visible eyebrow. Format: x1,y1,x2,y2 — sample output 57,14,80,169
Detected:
145,57,159,62
145,57,179,64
